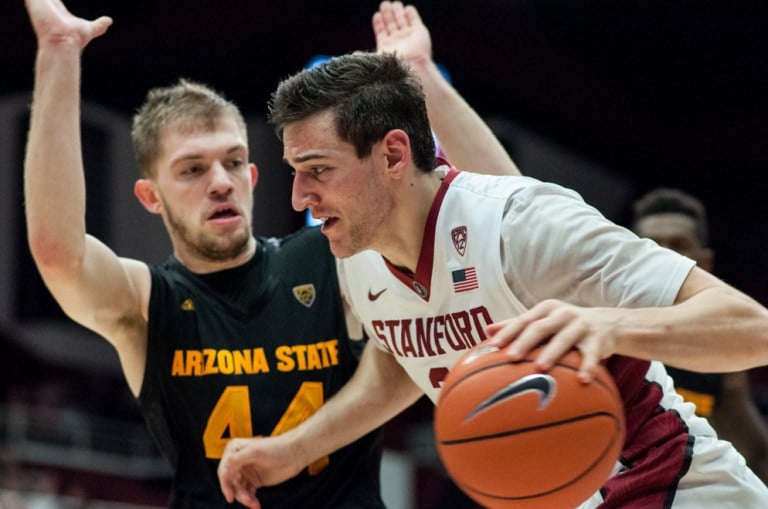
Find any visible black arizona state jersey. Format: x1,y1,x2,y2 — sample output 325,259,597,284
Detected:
664,367,723,418
138,227,383,508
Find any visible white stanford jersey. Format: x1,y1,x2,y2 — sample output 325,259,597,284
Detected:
338,166,768,508
341,168,528,402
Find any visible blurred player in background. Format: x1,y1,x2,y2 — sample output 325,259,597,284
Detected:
632,187,768,482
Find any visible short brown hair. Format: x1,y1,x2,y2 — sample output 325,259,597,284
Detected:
131,79,247,178
269,53,436,172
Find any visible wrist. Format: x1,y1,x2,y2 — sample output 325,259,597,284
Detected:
403,54,438,77
36,28,90,53
36,39,83,59
278,426,315,470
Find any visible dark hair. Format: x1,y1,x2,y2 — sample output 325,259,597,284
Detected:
268,52,436,172
632,188,709,245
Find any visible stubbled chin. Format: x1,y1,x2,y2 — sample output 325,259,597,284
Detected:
328,237,367,260
328,240,352,259
197,230,251,261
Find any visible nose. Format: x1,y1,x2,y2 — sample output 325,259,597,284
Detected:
208,162,234,197
291,171,319,212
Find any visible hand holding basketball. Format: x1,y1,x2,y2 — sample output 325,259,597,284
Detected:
485,300,623,383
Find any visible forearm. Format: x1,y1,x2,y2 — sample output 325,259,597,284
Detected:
617,286,768,372
283,341,423,467
25,43,87,268
409,57,520,176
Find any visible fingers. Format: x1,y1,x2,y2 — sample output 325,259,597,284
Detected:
372,2,393,38
574,341,602,383
371,9,385,39
373,1,410,39
485,300,608,381
512,303,578,365
485,300,557,354
219,470,260,509
218,453,237,502
403,5,421,28
218,439,256,503
390,2,408,32
233,482,262,509
534,320,598,383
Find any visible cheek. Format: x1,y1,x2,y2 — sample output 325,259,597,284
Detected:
341,170,377,202
166,188,202,219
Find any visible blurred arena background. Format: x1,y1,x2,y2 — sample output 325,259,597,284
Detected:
1,1,766,506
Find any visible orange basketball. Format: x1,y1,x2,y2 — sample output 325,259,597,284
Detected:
434,343,625,509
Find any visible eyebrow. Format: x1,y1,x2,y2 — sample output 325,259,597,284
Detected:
171,144,246,165
283,152,326,165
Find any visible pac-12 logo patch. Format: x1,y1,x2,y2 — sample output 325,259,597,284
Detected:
293,284,316,308
451,226,467,257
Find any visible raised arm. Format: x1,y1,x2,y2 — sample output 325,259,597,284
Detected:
373,1,520,176
218,340,423,508
24,0,149,394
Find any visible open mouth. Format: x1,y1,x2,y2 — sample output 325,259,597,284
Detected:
320,217,337,229
208,206,240,220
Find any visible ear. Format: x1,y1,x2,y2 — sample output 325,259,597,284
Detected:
134,179,163,215
698,247,714,272
249,163,259,190
381,129,411,178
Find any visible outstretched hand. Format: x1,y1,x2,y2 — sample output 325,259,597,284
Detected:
25,0,112,50
484,299,619,382
373,1,432,67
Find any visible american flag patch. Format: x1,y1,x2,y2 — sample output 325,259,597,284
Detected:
452,267,479,293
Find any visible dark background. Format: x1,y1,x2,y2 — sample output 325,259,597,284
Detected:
3,0,767,301
1,1,767,503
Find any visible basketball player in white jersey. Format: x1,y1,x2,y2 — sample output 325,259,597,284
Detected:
219,3,768,508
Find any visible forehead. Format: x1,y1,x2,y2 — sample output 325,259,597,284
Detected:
634,213,698,240
282,110,349,162
158,115,247,160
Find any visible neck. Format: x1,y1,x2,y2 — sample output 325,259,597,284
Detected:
175,236,258,274
372,171,444,273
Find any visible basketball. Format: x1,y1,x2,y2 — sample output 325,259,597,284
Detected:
434,343,625,509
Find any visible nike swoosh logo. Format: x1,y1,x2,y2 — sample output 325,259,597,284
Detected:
368,288,387,301
465,373,556,421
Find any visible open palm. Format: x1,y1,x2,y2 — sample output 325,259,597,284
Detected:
373,1,432,64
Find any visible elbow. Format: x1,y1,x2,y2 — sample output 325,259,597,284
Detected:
755,305,768,351
28,230,83,272
739,297,768,369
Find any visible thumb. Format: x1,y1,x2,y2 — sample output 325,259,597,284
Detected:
89,16,112,40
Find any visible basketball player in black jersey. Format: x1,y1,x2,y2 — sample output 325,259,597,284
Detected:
22,0,518,506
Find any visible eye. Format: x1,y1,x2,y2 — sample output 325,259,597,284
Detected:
182,165,203,176
310,166,328,176
228,158,244,169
